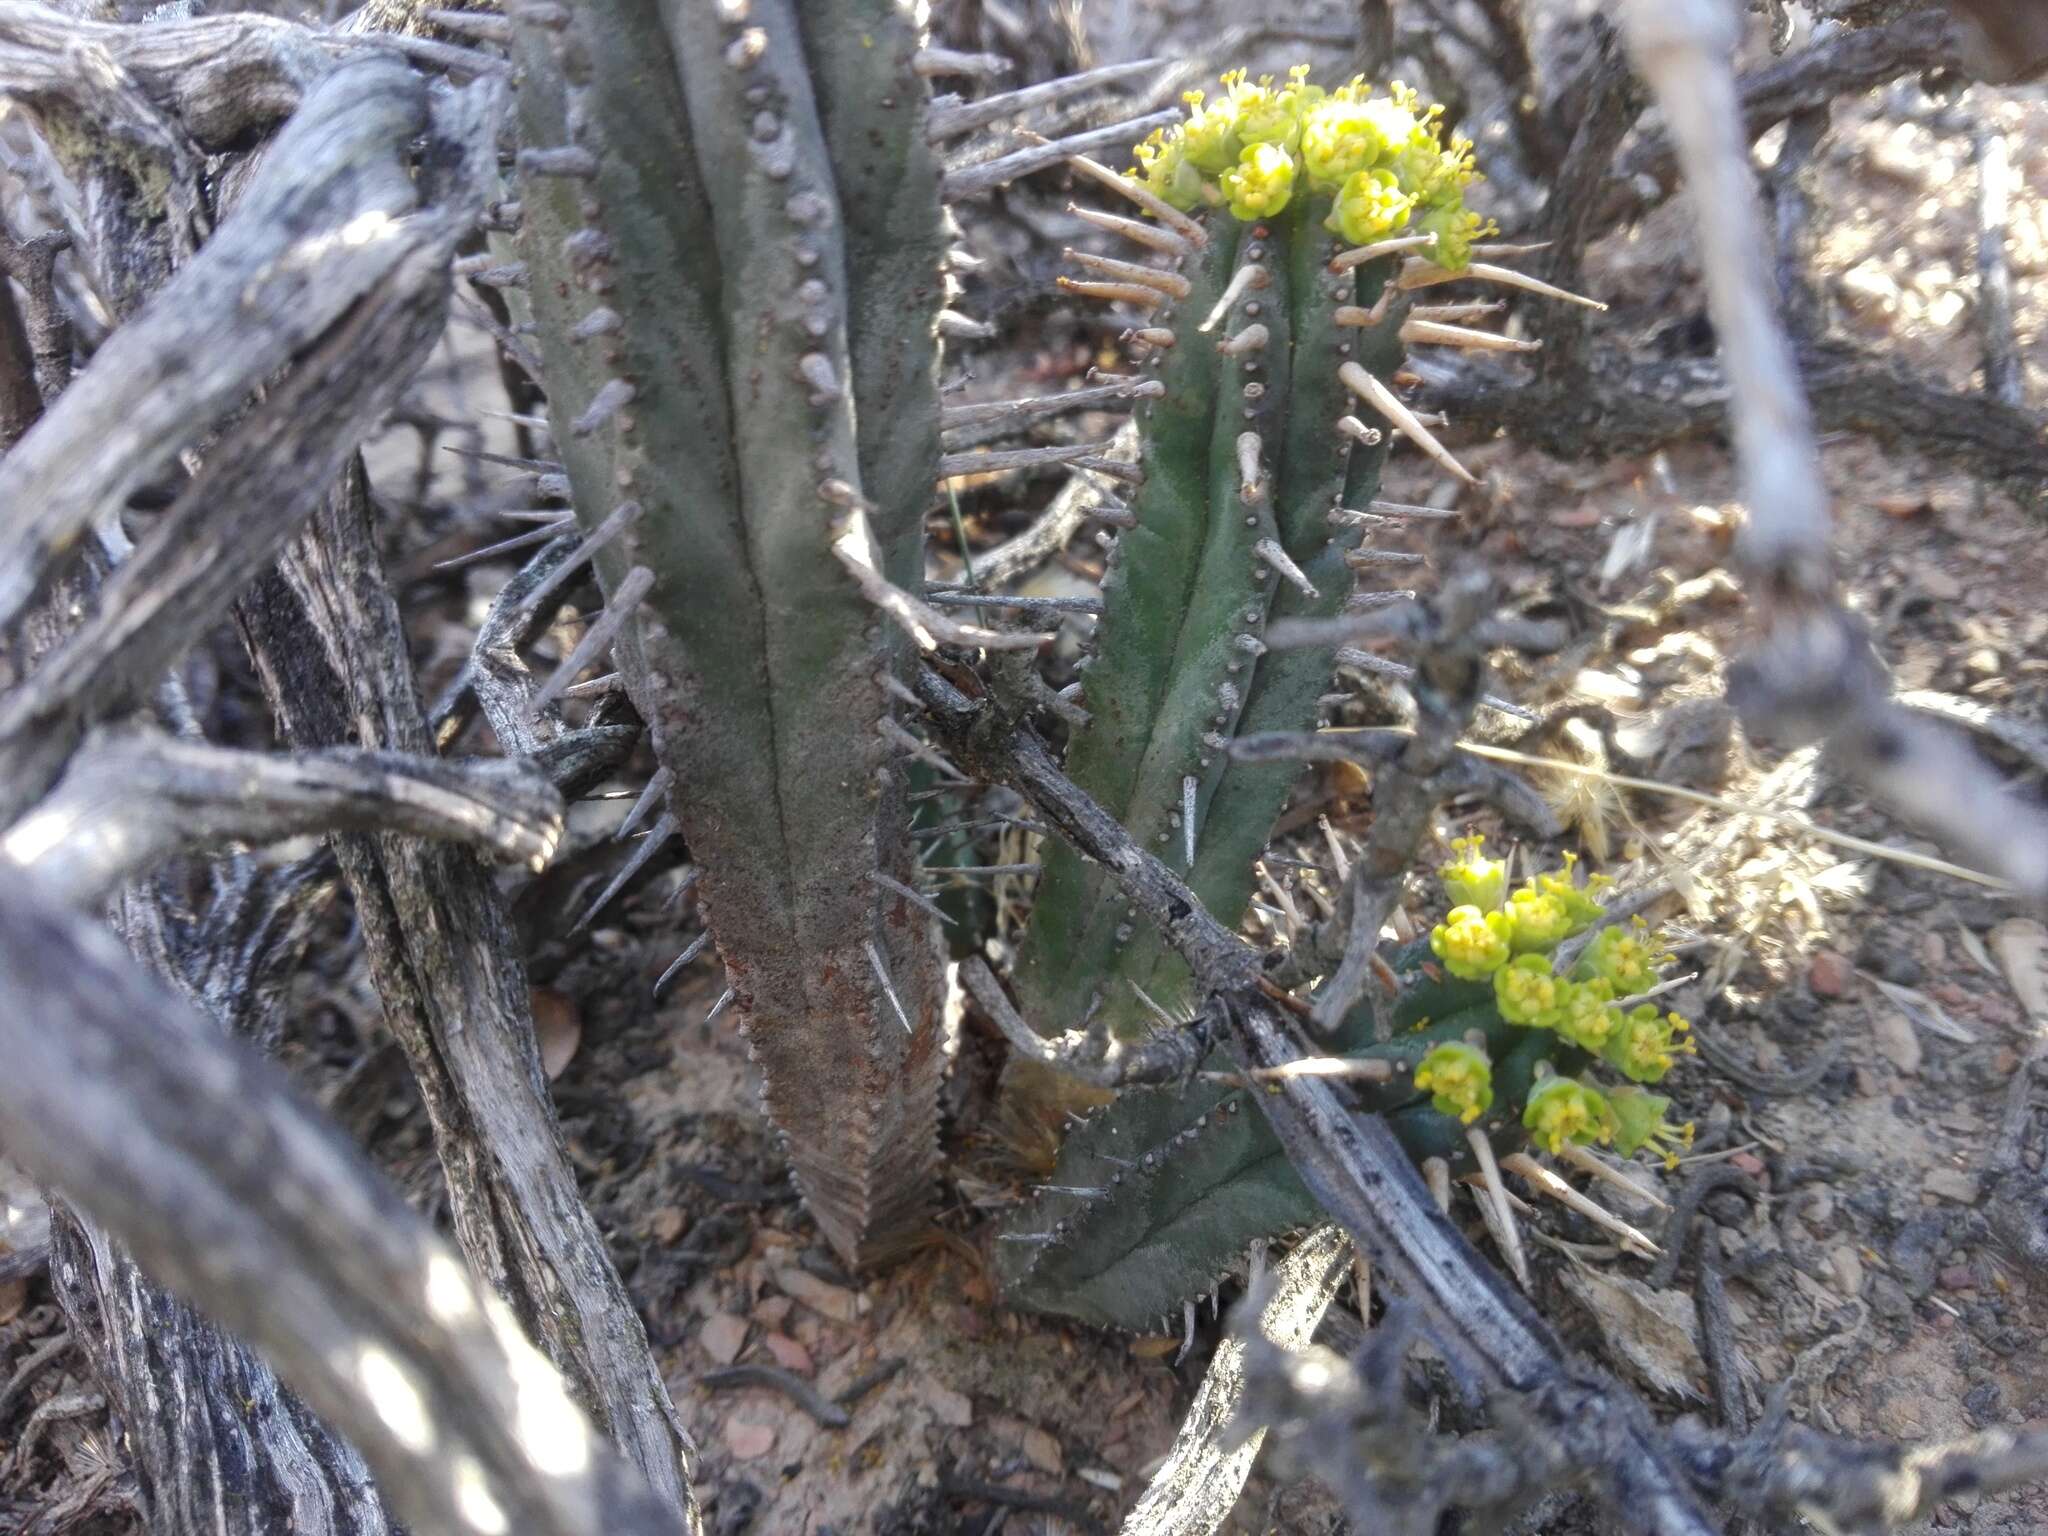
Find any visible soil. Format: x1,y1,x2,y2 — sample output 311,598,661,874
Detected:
5,7,2048,1536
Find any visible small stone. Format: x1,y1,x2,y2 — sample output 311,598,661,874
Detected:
1870,997,1923,1075
726,1421,776,1460
1924,1169,1982,1205
1829,1245,1865,1298
763,1333,814,1375
700,1313,749,1366
774,1266,865,1324
1940,1264,1977,1292
923,1381,973,1428
650,1206,688,1245
1807,950,1852,997
754,1296,793,1328
1728,1150,1768,1181
1994,1047,2022,1075
1022,1426,1064,1476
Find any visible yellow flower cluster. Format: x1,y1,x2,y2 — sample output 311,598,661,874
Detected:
1521,1076,1612,1155
1414,1041,1493,1125
1127,68,1494,269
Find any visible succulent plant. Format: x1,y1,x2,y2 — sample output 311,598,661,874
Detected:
998,842,1695,1330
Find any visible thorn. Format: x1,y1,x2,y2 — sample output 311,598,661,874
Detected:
1338,361,1478,486
878,672,923,710
1395,259,1607,310
1064,153,1208,249
1499,1152,1662,1259
996,1231,1058,1245
798,351,841,403
571,307,623,341
459,262,528,290
572,377,636,438
927,58,1162,139
1329,232,1438,272
503,0,568,26
1467,1128,1532,1291
531,565,653,714
1408,299,1508,324
937,309,996,339
864,939,915,1033
1556,1144,1672,1212
939,440,1123,478
1471,240,1554,258
574,812,678,931
704,985,736,1027
1197,263,1267,334
1345,547,1428,569
1035,1185,1110,1199
563,672,618,698
615,766,671,841
1215,322,1267,356
942,110,1182,200
432,523,569,571
1336,415,1383,449
1128,980,1181,1030
1055,276,1163,310
912,46,1012,78
939,378,1162,432
654,930,713,1000
879,718,970,782
1252,538,1317,599
1064,249,1191,299
1126,326,1176,349
1364,497,1460,521
1066,202,1192,257
1401,318,1542,353
518,500,643,615
1174,1300,1196,1365
1423,1156,1453,1214
1182,774,1197,869
428,8,512,41
517,146,599,180
1320,816,1352,882
867,870,955,927
1235,431,1264,503
1087,503,1138,529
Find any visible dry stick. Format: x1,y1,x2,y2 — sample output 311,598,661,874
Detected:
1616,0,2048,904
1972,115,2023,409
0,869,676,1536
915,664,1721,1536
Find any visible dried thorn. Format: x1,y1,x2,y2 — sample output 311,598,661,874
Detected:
1236,431,1265,503
1339,361,1478,486
1073,456,1143,485
704,985,737,1027
936,309,996,339
494,510,579,523
615,767,671,842
1182,774,1198,870
1035,1185,1110,1198
1345,548,1428,569
518,500,643,616
1197,263,1267,334
1467,1129,1532,1290
996,1230,1058,1245
1470,240,1553,258
922,863,1042,878
833,514,1050,653
939,378,1162,432
1408,299,1507,324
502,0,568,26
460,262,529,290
1401,318,1542,353
1087,503,1138,529
573,812,678,932
1065,154,1208,248
1064,249,1191,299
912,46,1012,78
442,445,559,473
431,524,566,571
563,672,619,699
943,245,986,273
927,59,1161,139
1500,1152,1662,1258
1215,322,1268,356
925,591,1104,616
571,377,637,438
1332,305,1381,328
1228,1056,1396,1083
1174,1300,1197,1366
1329,232,1438,272
879,717,971,782
531,565,653,714
867,871,955,927
1067,202,1192,257
1365,498,1460,521
879,672,923,710
1336,415,1383,449
517,146,599,179
1253,538,1318,600
1055,276,1164,309
1395,258,1607,310
939,440,1123,478
1423,1156,1453,1214
1556,1143,1670,1210
941,110,1182,200
864,940,915,1034
1128,980,1181,1030
653,930,713,1000
1126,326,1176,349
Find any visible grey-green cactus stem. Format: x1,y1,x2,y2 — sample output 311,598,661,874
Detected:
1013,197,1410,1042
507,0,946,1267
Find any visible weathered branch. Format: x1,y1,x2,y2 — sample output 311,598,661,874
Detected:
4,727,564,906
0,866,678,1536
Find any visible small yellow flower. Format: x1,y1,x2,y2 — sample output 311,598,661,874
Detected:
1438,834,1507,912
1131,129,1204,212
1607,1087,1695,1169
1221,141,1297,221
1300,99,1382,188
1522,1077,1614,1156
1533,851,1609,935
1493,952,1567,1028
1505,886,1573,954
1179,81,1245,174
1580,918,1663,995
1414,1041,1494,1125
1416,201,1493,274
1429,904,1514,981
1235,66,1312,153
1602,1006,1697,1084
1326,167,1414,246
1552,978,1618,1053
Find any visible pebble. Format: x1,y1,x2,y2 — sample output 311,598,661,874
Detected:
1808,949,1853,997
1924,1169,1983,1205
1830,1244,1866,1298
700,1312,749,1366
1940,1264,1977,1292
